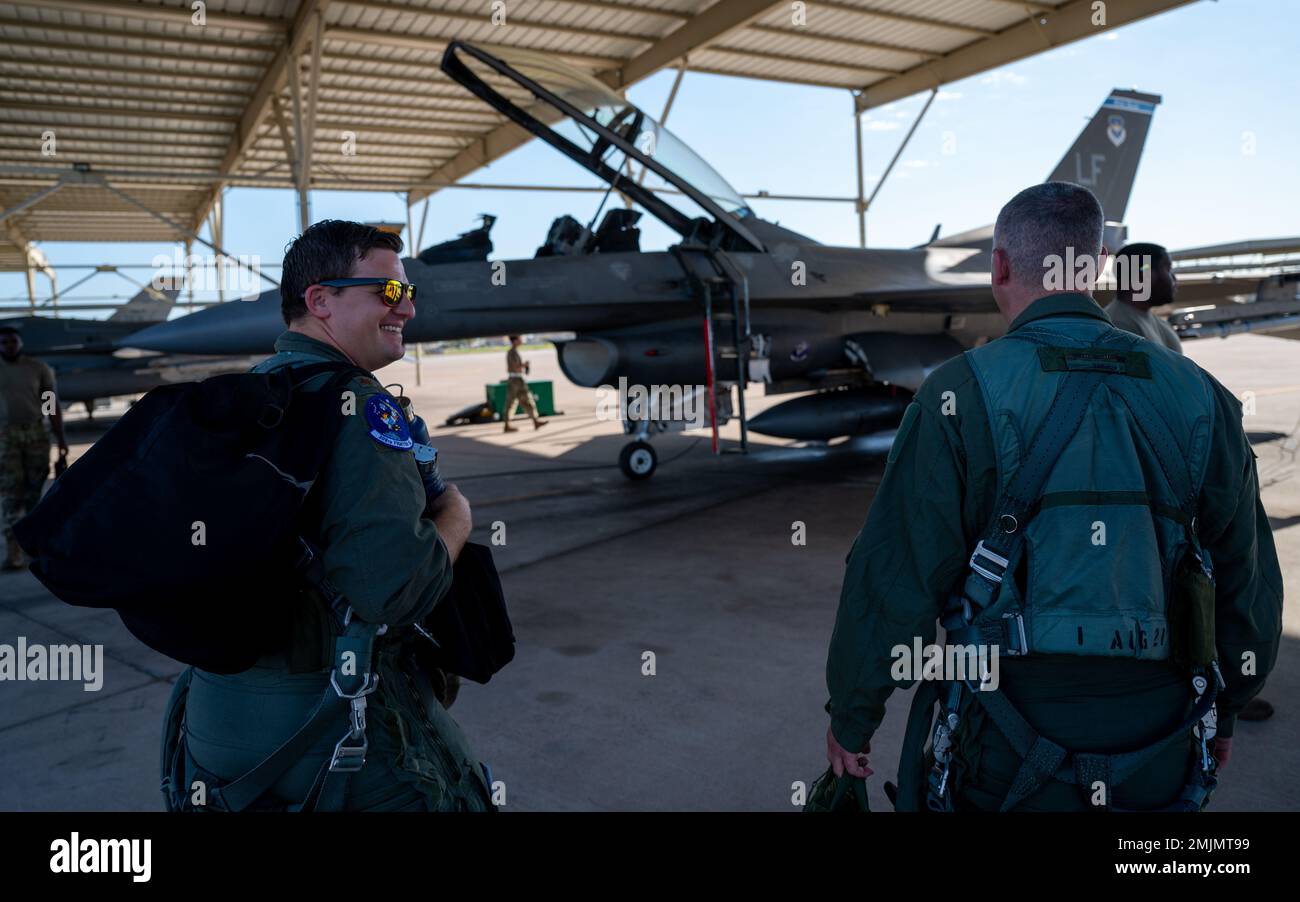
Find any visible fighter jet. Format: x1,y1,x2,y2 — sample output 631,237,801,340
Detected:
126,42,1294,478
2,286,256,412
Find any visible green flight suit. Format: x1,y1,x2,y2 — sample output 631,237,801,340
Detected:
181,331,493,811
825,293,1284,811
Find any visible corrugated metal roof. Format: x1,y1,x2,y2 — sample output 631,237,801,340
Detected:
0,0,1194,257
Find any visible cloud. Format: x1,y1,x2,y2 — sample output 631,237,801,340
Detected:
903,160,930,168
980,70,1027,87
862,119,901,131
936,91,963,101
1101,32,1119,41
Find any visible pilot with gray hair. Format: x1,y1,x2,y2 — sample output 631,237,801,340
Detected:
824,181,1282,811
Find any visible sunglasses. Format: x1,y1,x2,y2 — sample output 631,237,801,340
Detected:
318,278,417,306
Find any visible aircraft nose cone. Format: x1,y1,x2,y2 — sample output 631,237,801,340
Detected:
119,290,284,355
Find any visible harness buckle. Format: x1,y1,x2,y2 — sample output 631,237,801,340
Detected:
330,695,372,773
969,541,1010,584
329,733,368,773
1001,611,1028,656
928,710,961,809
330,670,379,700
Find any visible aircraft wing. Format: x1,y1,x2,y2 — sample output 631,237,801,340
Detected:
1165,235,1300,339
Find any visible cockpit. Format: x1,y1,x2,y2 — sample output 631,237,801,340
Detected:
439,41,765,255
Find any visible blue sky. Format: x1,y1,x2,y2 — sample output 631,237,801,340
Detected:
4,0,1297,314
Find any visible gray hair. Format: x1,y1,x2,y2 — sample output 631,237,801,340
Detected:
994,182,1103,287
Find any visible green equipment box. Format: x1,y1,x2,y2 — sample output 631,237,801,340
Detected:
486,380,558,417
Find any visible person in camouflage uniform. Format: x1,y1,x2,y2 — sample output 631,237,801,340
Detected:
1,325,67,570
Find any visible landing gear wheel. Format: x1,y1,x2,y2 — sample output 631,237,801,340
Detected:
619,440,657,480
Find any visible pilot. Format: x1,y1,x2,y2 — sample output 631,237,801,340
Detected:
1106,241,1275,723
502,334,547,433
172,220,494,810
0,325,67,571
1104,242,1183,353
823,183,1282,811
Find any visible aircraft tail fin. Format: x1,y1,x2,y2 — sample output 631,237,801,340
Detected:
928,89,1160,249
108,286,178,323
1046,88,1161,223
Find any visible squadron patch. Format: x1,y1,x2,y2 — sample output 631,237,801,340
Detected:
364,394,413,450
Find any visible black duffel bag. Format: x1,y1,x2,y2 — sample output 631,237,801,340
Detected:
15,362,366,674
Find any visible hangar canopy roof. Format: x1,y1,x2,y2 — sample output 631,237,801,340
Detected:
0,0,1193,249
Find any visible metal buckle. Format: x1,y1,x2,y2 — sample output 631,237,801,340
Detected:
330,735,367,773
330,670,379,699
329,694,373,773
1001,611,1028,655
969,540,1009,584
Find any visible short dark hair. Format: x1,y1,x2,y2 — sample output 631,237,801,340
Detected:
280,220,404,325
1112,242,1169,300
0,325,20,337
508,334,521,342
994,182,1104,286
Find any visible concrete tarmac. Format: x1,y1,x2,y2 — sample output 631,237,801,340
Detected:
1,334,1296,811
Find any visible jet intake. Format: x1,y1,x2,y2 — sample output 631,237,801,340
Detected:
749,386,911,441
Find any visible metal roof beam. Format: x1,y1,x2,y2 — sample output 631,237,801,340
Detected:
543,0,688,20
0,35,270,68
0,17,279,52
205,0,329,231
1,100,237,124
856,0,1196,111
333,0,659,44
0,117,227,138
0,178,67,225
981,0,1055,14
607,0,784,87
808,2,995,38
0,73,256,98
312,117,483,139
3,0,286,33
409,0,783,204
326,30,624,70
0,57,262,84
0,134,225,151
0,91,247,116
746,24,940,60
703,44,899,77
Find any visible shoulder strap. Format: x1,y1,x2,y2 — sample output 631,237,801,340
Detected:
961,368,1106,614
1102,377,1200,517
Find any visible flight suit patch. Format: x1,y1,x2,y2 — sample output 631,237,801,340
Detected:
364,394,413,450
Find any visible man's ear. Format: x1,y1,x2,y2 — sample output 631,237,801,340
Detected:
303,284,332,319
991,247,1012,286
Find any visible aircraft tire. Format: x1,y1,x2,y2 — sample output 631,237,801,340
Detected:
619,441,657,480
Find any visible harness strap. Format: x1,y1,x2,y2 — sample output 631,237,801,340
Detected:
1105,377,1199,516
214,679,347,812
895,680,941,811
212,616,382,812
966,677,1217,811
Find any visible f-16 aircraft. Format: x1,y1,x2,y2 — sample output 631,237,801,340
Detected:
126,42,1298,479
2,286,256,412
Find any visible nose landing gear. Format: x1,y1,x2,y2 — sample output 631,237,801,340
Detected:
618,440,657,480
